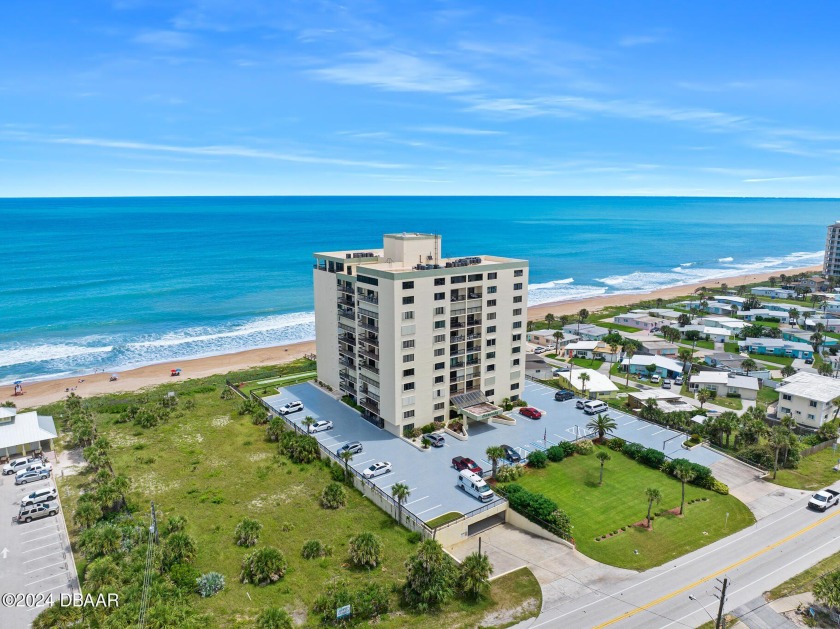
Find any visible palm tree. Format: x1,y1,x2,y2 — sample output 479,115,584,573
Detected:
721,282,729,293
811,331,824,355
645,487,663,529
624,345,636,387
697,389,712,409
586,413,617,441
301,416,315,433
768,276,777,287
596,451,611,485
819,363,834,377
769,425,790,479
486,446,505,479
545,313,556,329
678,348,693,379
673,464,697,515
579,372,590,395
553,330,564,353
392,482,411,525
339,448,354,481
781,364,796,378
607,340,619,364
718,411,739,448
740,358,758,376
458,551,493,599
789,307,800,325
577,308,589,332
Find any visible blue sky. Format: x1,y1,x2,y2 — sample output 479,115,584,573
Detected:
2,1,840,197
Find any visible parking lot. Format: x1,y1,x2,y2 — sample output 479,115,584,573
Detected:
0,467,77,628
265,381,723,524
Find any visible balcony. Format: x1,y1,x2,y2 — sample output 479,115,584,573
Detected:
338,358,356,370
338,284,355,295
358,346,379,361
339,381,356,395
359,388,380,403
359,397,380,413
450,334,465,343
358,307,378,320
357,320,379,333
450,349,465,356
450,295,466,302
337,305,355,317
357,293,379,305
450,375,465,383
359,373,379,388
465,345,481,353
467,306,482,314
450,360,465,368
450,321,465,329
339,333,356,345
467,293,483,300
467,332,482,340
338,295,355,307
339,368,356,381
338,321,355,333
451,307,466,316
466,320,482,328
466,359,481,367
360,363,380,375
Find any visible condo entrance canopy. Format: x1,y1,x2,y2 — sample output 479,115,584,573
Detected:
450,391,503,421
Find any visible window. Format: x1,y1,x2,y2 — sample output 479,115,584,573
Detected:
488,272,497,280
435,292,445,301
485,389,495,397
486,351,496,359
434,334,446,343
513,308,522,316
434,277,446,286
402,340,415,349
434,320,446,329
487,364,495,372
435,362,445,370
513,321,522,329
487,325,497,334
487,299,496,307
513,296,523,303
808,413,816,420
514,269,524,277
402,296,414,305
434,306,445,315
487,338,496,347
403,368,415,377
404,410,415,419
452,275,466,284
402,395,415,406
434,375,444,384
403,354,414,363
403,382,415,392
358,275,378,286
514,283,523,290
434,402,445,411
403,310,415,320
511,383,520,390
487,312,496,320
512,346,520,353
782,394,792,401
810,400,818,407
434,415,445,423
468,273,483,282
402,281,414,289
512,334,521,341
487,286,497,294
434,348,445,357
512,358,520,366
780,406,791,415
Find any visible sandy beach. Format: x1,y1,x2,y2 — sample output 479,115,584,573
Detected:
4,265,820,410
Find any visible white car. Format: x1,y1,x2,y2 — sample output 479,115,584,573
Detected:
21,486,58,507
3,456,35,476
278,400,303,415
309,420,333,433
650,374,661,383
533,346,546,354
362,461,392,478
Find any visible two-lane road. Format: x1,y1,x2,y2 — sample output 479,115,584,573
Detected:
531,487,840,628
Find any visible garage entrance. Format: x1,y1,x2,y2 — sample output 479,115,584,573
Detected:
467,511,506,536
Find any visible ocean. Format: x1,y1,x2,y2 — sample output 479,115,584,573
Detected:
1,196,834,383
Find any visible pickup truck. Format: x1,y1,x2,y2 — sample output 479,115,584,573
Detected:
452,456,483,476
808,489,840,511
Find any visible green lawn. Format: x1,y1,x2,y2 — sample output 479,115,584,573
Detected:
724,342,739,353
757,387,780,408
239,370,317,397
570,357,605,370
712,396,743,411
507,446,755,570
426,511,463,528
54,375,539,628
772,445,840,490
680,339,715,350
755,321,781,329
767,551,840,600
749,353,794,366
597,321,642,334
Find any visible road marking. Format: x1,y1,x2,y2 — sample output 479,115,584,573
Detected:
24,551,64,564
406,496,429,506
380,479,407,489
652,429,666,435
22,542,61,554
353,458,375,467
22,534,60,544
26,571,69,587
20,523,58,535
591,507,840,628
416,504,444,516
25,560,66,575
622,420,636,426
637,424,649,431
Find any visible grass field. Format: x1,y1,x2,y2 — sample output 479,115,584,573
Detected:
767,551,840,600
757,387,780,408
426,511,463,528
749,353,794,366
596,320,641,334
54,374,540,628
507,446,754,570
680,339,715,350
724,342,739,353
772,445,840,490
570,357,605,370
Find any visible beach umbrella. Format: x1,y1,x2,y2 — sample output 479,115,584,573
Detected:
111,374,119,378
13,380,22,384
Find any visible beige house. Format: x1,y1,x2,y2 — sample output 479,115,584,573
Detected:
688,371,759,401
313,233,527,436
776,371,840,428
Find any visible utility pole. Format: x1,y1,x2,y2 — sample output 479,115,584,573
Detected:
715,577,728,629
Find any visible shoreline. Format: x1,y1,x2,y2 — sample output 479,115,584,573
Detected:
3,264,820,409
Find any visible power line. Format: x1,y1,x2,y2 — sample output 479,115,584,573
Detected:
138,501,158,629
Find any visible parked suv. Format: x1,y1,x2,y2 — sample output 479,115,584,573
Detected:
278,400,303,415
424,434,445,447
21,486,58,507
15,468,50,485
554,389,574,401
3,456,35,476
17,501,59,523
501,444,521,464
337,441,363,455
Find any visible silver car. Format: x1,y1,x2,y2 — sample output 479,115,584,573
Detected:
17,501,59,523
15,468,50,485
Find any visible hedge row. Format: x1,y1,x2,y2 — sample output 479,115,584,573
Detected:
503,484,573,540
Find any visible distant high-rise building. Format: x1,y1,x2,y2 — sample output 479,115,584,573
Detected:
313,233,528,436
825,221,840,277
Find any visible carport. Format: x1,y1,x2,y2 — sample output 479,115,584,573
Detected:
0,408,57,462
451,391,503,425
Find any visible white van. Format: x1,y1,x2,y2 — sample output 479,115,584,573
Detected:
458,470,495,502
583,400,608,415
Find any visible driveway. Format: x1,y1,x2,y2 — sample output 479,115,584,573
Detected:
0,468,78,628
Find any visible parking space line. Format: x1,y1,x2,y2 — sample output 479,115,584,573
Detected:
637,424,650,430
352,458,375,466
380,479,407,489
416,504,443,516
25,560,66,575
22,541,61,554
406,496,428,506
24,551,64,564
20,524,58,536
35,583,70,595
622,420,637,426
26,571,69,586
22,533,60,544
652,429,666,435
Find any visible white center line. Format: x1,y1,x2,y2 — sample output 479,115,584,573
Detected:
380,479,407,489
352,458,375,467
622,420,636,426
20,523,58,535
652,429,666,435
22,534,60,544
637,425,649,430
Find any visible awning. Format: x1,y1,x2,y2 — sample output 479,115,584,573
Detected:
450,391,503,420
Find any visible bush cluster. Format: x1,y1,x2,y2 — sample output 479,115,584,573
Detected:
320,482,347,509
196,572,225,597
240,547,288,585
278,431,320,463
301,539,333,559
574,439,594,455
504,484,572,540
313,579,391,626
527,450,548,468
494,464,523,483
606,437,626,451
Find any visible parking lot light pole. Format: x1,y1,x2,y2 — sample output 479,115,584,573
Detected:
688,595,716,625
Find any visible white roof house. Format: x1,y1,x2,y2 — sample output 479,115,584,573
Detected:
681,324,732,339
0,409,58,458
776,372,840,404
690,371,759,391
565,340,601,352
697,316,747,332
558,367,618,394
621,354,684,373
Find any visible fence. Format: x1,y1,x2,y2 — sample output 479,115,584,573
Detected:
224,379,249,399
801,439,837,458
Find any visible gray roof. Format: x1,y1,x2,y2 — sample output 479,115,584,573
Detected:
0,411,58,450
777,372,840,403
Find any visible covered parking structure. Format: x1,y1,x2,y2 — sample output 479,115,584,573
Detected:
0,407,58,461
450,391,504,425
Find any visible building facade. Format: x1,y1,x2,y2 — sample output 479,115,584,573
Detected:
313,233,528,436
776,371,840,428
825,222,840,277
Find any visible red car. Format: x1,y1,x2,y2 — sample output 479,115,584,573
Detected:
452,456,483,476
519,406,542,419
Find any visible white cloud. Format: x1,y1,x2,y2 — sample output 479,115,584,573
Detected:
743,175,824,183
133,30,195,50
311,50,477,94
411,125,504,136
618,35,663,47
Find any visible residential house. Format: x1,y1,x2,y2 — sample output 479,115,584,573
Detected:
738,338,813,359
627,389,693,413
779,327,838,348
737,309,787,322
527,331,579,350
695,316,747,334
562,323,611,340
803,317,840,333
621,355,684,379
0,407,58,459
704,353,771,380
688,371,759,401
795,275,829,292
682,300,739,316
638,339,679,356
680,324,731,343
751,287,797,299
775,371,840,428
714,295,749,308
612,313,669,331
564,341,620,362
525,354,553,380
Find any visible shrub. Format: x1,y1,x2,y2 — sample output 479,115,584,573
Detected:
528,450,548,468
711,479,729,495
320,482,347,509
420,423,436,434
504,483,572,540
234,518,262,547
606,437,626,452
403,540,457,611
546,445,566,462
402,426,414,438
739,444,774,469
301,539,332,559
169,563,201,591
638,448,666,469
313,579,391,625
241,547,288,585
433,420,445,431
574,439,594,455
495,464,523,483
280,433,320,464
406,531,422,544
348,532,383,568
329,463,346,483
196,572,225,597
255,608,294,629
162,532,197,570
558,441,577,457
448,420,464,434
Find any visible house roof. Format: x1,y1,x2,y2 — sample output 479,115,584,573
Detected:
776,372,840,403
558,367,617,393
682,325,731,336
628,389,683,401
740,338,811,351
565,340,601,351
691,371,760,390
562,323,610,336
640,339,679,350
0,411,58,450
621,355,684,372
